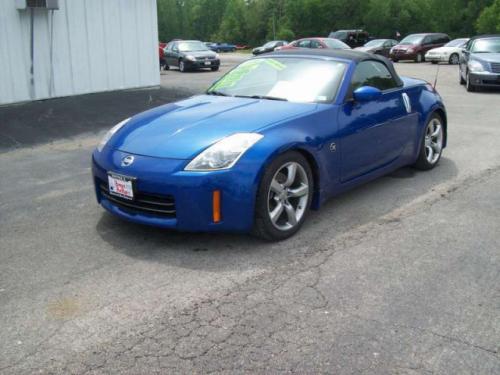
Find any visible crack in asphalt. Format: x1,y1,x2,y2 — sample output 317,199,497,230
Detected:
3,166,500,374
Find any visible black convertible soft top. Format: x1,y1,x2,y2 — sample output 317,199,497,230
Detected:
269,48,404,87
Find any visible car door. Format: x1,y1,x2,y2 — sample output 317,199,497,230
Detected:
338,60,416,182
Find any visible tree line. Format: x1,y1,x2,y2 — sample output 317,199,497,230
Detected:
157,0,500,46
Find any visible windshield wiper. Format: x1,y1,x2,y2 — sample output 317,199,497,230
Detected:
235,95,288,101
207,90,229,96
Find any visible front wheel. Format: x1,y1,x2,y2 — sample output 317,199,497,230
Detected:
413,114,445,170
179,60,186,72
211,66,219,71
253,151,313,241
466,72,476,92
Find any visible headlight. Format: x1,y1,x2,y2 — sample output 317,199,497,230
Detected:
468,60,485,72
185,133,263,171
97,118,130,152
186,55,196,61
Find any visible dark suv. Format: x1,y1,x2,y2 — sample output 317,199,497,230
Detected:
390,33,450,62
328,29,370,48
459,35,500,92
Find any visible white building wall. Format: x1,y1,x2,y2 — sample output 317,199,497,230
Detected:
0,0,159,105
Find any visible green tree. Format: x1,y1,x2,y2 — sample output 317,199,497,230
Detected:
477,0,500,33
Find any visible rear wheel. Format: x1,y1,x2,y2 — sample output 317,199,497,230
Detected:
253,151,313,241
414,114,445,170
431,61,438,64
449,53,459,65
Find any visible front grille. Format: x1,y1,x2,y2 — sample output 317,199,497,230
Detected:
490,62,500,73
196,56,214,61
98,180,176,218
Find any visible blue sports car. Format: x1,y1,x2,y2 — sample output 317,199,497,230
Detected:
92,50,447,240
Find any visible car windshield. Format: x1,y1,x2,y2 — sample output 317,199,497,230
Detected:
178,41,209,52
207,57,347,103
471,38,500,53
330,31,347,40
322,39,350,49
365,40,385,47
445,39,468,47
399,35,424,45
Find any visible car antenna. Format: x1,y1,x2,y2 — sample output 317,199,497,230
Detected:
433,63,440,90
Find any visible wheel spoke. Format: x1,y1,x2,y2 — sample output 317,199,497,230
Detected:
270,202,284,224
426,146,434,162
431,124,441,137
284,163,297,187
288,183,308,198
270,179,284,195
431,141,442,154
284,202,297,226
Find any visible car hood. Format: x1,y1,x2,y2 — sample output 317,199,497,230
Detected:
110,95,317,159
472,53,500,64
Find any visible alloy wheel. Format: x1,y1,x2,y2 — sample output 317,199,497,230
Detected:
267,162,309,231
424,117,443,164
449,54,459,65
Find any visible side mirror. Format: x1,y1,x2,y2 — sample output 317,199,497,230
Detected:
462,48,469,55
353,86,382,102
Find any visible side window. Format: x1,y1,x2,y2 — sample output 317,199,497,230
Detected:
297,40,311,48
422,36,431,45
310,40,323,49
351,61,398,92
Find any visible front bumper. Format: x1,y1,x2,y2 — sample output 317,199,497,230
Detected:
390,51,417,60
185,59,220,69
91,148,259,233
425,54,449,63
468,72,500,87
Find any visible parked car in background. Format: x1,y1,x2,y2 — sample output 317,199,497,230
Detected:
425,38,469,64
459,35,500,92
355,39,398,57
328,29,370,48
252,40,288,55
390,33,450,62
280,38,350,51
164,40,220,72
207,42,237,52
236,44,249,50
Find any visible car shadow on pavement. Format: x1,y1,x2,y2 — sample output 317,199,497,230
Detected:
96,157,458,271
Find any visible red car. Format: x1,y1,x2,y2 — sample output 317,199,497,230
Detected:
279,37,350,51
159,42,167,70
390,33,450,63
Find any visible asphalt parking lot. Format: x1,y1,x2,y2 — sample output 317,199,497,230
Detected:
0,53,499,374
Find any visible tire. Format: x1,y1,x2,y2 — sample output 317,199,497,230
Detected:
459,68,466,85
431,61,438,64
179,60,186,73
164,63,170,71
449,53,459,65
413,113,445,170
211,66,219,72
466,72,477,92
392,58,399,63
253,151,313,241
